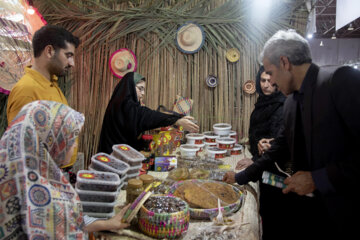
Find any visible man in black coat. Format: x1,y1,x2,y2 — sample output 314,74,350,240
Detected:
224,29,360,239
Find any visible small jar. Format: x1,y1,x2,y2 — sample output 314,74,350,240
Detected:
139,174,154,189
126,179,144,203
141,134,153,152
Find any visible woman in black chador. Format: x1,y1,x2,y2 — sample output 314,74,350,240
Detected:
98,72,198,153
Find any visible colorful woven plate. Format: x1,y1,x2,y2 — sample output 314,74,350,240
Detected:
168,179,243,220
206,75,218,88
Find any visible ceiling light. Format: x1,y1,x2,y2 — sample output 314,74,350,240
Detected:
307,34,313,39
348,23,354,31
27,6,35,15
320,41,324,46
354,65,358,69
331,33,336,39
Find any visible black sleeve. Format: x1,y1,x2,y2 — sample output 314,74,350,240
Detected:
269,105,284,137
235,125,290,184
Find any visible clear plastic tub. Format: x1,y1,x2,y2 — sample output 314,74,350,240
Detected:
212,123,231,136
91,153,130,179
216,137,236,149
112,144,145,166
75,184,119,202
126,171,140,179
84,211,114,219
203,131,219,143
127,163,142,175
206,147,227,159
180,144,200,158
186,133,205,145
81,200,116,213
77,170,120,192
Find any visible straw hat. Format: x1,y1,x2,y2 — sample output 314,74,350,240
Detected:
109,48,137,78
226,48,240,62
175,22,205,54
206,75,218,88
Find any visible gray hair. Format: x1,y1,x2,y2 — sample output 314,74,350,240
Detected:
260,29,312,66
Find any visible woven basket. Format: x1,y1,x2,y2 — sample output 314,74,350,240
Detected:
168,179,244,220
138,195,190,239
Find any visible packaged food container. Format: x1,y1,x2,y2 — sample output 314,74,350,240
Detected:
81,200,116,213
75,184,119,203
204,141,217,149
91,153,129,179
140,174,154,188
206,147,227,159
216,137,236,149
229,130,237,143
77,170,120,192
196,143,205,153
186,133,205,145
230,144,243,155
127,171,140,179
212,123,232,136
203,131,219,143
112,144,145,166
127,163,142,175
126,179,144,203
83,211,114,219
180,144,200,158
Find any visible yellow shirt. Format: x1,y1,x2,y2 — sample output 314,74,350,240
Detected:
7,66,77,168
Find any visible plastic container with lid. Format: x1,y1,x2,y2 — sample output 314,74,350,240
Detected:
139,174,154,188
204,141,217,149
230,144,243,155
126,179,144,203
216,137,236,149
186,133,205,145
212,123,232,136
203,131,219,143
82,200,116,213
229,130,238,143
180,144,200,158
196,143,205,152
76,170,120,192
127,163,142,175
91,153,129,179
75,184,119,202
112,144,145,166
206,147,227,159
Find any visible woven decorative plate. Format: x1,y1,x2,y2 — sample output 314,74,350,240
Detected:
226,48,240,62
243,80,256,94
168,179,243,220
206,75,218,88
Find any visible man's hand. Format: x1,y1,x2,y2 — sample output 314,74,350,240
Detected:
175,116,199,132
283,171,316,196
223,171,236,184
235,158,253,170
257,138,274,155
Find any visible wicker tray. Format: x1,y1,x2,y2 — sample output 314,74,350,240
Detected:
167,179,243,220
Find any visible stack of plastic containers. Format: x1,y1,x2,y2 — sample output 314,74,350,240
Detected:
76,170,121,218
111,144,145,182
90,152,130,190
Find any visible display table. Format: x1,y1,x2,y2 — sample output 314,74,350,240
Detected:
95,147,261,240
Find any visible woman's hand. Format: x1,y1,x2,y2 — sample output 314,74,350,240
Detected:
223,171,236,184
257,138,274,155
175,116,199,132
235,158,253,170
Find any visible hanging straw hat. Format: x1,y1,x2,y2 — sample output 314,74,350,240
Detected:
206,75,218,88
109,48,137,78
226,48,240,62
175,22,205,54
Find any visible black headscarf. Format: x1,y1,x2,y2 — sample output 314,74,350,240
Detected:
98,72,182,153
249,66,286,161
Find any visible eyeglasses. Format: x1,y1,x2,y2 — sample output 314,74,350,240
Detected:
136,86,145,92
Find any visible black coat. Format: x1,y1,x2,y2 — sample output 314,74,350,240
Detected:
97,72,181,153
237,64,360,238
248,91,286,161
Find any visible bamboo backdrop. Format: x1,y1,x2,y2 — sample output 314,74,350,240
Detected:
34,0,308,167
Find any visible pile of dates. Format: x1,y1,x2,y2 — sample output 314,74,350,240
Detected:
144,196,187,214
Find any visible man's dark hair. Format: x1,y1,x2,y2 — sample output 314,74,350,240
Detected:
32,25,80,57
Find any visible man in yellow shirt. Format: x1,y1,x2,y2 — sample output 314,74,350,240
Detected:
7,25,80,169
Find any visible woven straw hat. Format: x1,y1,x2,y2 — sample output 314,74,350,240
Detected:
243,80,256,94
109,48,137,78
176,22,205,54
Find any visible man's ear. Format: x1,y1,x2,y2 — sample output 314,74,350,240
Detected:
44,45,55,58
280,56,291,71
